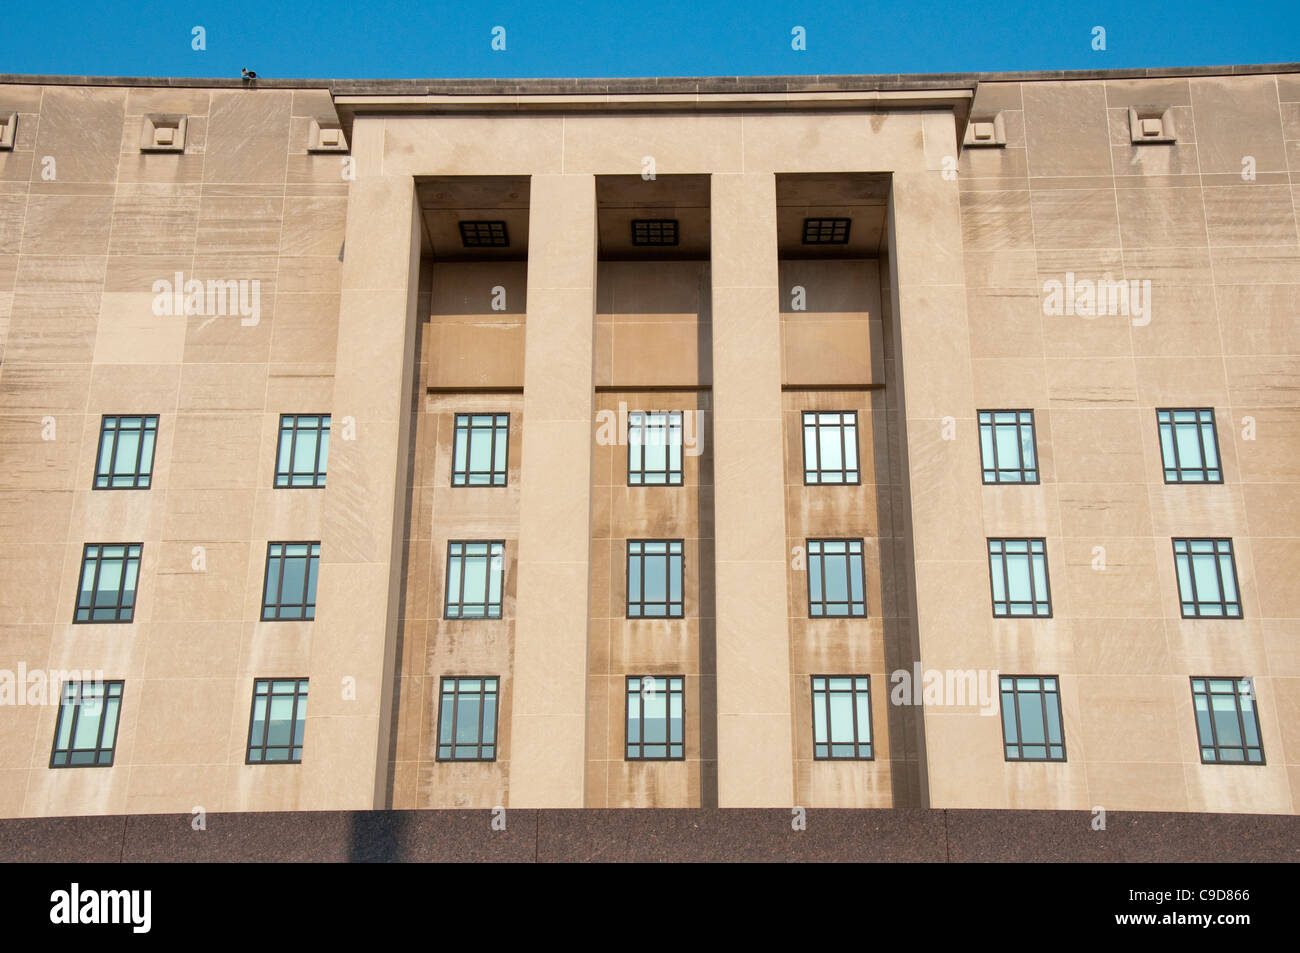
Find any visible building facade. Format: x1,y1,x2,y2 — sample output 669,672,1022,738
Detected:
0,65,1297,819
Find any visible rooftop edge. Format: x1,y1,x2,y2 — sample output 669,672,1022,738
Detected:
1,62,1299,95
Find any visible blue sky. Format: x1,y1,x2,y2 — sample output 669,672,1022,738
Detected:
5,0,1299,79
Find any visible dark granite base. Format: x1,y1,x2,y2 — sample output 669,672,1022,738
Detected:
0,808,1295,862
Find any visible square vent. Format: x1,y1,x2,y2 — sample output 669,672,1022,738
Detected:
308,118,349,153
0,112,16,151
962,112,1007,148
1128,106,1176,144
801,218,851,245
630,219,679,246
140,114,187,153
458,221,509,248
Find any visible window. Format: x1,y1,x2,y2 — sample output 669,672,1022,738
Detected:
261,542,320,621
1191,677,1264,765
74,543,142,623
1173,538,1241,618
50,680,124,767
807,539,866,617
94,415,158,489
625,676,684,760
1158,408,1222,483
444,541,505,619
987,538,1052,618
458,221,508,247
802,411,860,485
978,410,1038,484
801,217,851,245
1000,676,1066,761
246,678,308,763
811,675,873,760
452,413,509,487
628,410,683,486
630,219,679,246
274,414,330,488
626,540,684,618
436,677,499,761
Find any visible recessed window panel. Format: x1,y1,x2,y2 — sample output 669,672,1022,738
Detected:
261,542,321,621
627,540,684,618
1158,409,1222,483
458,221,508,247
801,217,851,245
246,678,308,764
452,413,509,487
978,410,1038,484
630,219,678,246
274,414,330,488
625,675,684,760
445,541,505,619
1173,538,1241,619
802,411,860,485
74,543,142,624
628,411,683,486
50,680,124,767
811,675,873,760
987,538,1052,618
807,539,866,617
1000,675,1066,761
1191,677,1264,765
437,677,500,761
94,415,158,489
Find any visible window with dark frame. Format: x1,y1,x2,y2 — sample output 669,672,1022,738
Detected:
987,538,1052,618
1173,538,1242,618
444,541,505,619
978,410,1039,484
802,411,860,485
261,542,321,621
811,675,873,760
74,543,142,624
274,414,330,488
245,678,308,763
458,221,508,247
630,219,679,246
626,540,684,618
1158,409,1222,483
452,413,509,487
807,538,866,617
628,411,683,486
50,680,124,767
625,675,684,760
94,415,158,489
1191,677,1264,765
999,675,1066,761
801,217,851,245
436,677,500,761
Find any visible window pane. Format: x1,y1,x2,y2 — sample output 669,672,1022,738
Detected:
828,693,853,743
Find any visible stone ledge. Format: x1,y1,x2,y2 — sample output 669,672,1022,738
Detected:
1,808,1295,862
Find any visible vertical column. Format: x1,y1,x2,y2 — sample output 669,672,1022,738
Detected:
302,120,423,809
508,174,598,807
889,140,985,809
710,173,795,806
